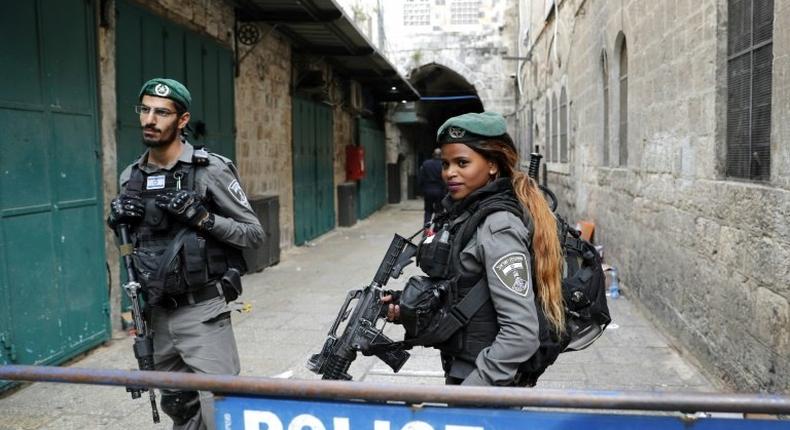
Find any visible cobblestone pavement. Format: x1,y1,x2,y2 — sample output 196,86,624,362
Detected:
0,200,717,429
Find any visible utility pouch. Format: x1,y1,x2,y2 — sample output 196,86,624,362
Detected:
399,276,454,343
182,233,209,288
207,239,229,276
143,200,170,232
132,246,183,305
416,226,452,278
220,268,243,302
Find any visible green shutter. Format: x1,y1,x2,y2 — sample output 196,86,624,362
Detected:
292,98,335,245
357,118,386,219
0,0,108,379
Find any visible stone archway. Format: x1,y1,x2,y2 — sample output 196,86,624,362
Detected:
426,57,494,109
391,62,486,200
407,62,484,154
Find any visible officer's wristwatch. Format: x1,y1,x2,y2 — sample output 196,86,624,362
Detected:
199,213,215,232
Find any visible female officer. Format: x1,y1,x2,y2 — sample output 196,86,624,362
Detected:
390,111,564,386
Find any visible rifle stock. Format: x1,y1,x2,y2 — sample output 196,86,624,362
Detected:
117,224,160,424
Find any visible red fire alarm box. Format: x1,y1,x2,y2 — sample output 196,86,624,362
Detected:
346,145,366,180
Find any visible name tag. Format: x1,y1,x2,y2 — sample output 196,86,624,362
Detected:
146,175,166,190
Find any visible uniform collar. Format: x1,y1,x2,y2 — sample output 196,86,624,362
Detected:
437,178,514,227
135,140,195,173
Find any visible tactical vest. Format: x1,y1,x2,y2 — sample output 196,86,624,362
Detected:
124,153,245,306
434,185,532,365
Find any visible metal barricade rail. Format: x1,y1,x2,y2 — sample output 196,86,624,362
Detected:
2,365,789,429
2,365,789,414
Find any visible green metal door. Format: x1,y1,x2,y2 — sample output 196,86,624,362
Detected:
116,0,236,174
292,98,335,245
0,0,108,376
357,118,387,219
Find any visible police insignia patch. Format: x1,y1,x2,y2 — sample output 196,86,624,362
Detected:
154,84,171,97
228,180,249,207
492,252,530,296
448,126,466,139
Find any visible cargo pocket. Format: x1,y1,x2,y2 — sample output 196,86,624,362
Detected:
182,232,209,288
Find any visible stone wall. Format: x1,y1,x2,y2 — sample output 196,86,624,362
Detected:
98,1,121,333
234,27,294,249
518,0,790,391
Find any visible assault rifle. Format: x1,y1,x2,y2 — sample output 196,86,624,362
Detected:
307,233,419,380
117,224,160,423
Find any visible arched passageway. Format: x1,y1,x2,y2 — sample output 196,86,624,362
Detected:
393,63,483,197
409,62,483,154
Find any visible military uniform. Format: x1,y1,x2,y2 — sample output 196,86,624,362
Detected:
111,78,263,430
434,182,540,386
118,142,262,429
431,112,540,386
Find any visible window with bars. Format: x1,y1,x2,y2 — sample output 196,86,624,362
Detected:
527,102,534,156
727,0,773,180
551,93,559,162
545,97,551,161
602,51,610,166
560,87,568,163
404,0,430,26
450,0,481,25
618,38,628,167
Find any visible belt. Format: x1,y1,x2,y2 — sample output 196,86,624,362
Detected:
164,284,222,309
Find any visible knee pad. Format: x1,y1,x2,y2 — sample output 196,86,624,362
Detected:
160,390,200,425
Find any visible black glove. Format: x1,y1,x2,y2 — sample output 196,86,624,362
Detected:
107,194,145,229
155,190,210,229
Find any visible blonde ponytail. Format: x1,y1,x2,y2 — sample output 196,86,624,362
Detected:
512,172,565,334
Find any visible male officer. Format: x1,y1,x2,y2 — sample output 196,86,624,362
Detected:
108,78,263,429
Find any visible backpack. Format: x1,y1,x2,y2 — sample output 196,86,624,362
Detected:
507,214,611,385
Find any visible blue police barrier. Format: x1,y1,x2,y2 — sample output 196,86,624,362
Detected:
215,396,788,430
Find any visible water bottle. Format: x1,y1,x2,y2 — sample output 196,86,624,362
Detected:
609,266,621,299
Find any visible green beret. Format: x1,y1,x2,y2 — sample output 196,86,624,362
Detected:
138,78,191,111
437,111,514,150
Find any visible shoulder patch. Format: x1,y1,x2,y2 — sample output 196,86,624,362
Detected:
492,252,531,296
228,180,250,207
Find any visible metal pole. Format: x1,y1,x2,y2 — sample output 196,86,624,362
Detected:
2,365,790,415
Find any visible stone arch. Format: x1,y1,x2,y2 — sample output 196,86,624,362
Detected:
418,57,493,111
395,62,486,168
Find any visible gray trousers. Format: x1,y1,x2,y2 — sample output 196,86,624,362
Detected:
151,297,240,430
